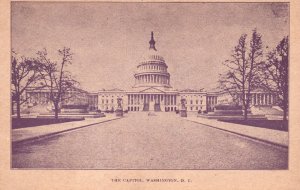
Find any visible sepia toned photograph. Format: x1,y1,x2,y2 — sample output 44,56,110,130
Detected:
11,2,289,170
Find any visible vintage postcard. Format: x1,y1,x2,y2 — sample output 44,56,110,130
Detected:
1,0,300,189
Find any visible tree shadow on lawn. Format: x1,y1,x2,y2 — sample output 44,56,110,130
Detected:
219,119,288,132
12,118,84,129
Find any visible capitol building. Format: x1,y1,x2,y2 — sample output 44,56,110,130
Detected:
94,32,217,113
24,32,278,114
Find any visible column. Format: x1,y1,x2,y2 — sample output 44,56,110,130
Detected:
174,95,176,105
270,94,273,105
132,95,134,105
139,94,142,104
256,93,258,105
173,95,175,105
132,94,136,105
129,94,131,105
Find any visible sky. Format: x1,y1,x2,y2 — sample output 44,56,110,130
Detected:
12,2,289,92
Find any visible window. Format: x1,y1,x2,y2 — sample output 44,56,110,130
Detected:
191,107,193,111
190,100,193,104
102,100,104,104
111,99,114,103
196,106,198,110
196,100,198,104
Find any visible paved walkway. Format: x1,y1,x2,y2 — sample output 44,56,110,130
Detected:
185,116,288,147
12,114,121,144
13,112,287,169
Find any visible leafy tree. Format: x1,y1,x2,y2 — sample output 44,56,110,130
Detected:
219,29,263,120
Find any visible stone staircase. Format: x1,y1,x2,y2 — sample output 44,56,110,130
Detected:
251,106,283,120
21,104,52,114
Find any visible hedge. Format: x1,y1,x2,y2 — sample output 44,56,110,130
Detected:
214,104,242,110
61,104,89,109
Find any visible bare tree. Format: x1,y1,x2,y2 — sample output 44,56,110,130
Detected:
37,47,79,119
219,29,263,120
11,51,43,119
261,36,288,121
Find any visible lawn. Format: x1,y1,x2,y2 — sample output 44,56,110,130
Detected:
219,119,288,132
12,118,84,129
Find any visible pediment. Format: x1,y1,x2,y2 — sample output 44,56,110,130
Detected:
138,87,166,93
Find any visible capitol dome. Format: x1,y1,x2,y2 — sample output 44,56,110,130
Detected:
133,32,171,88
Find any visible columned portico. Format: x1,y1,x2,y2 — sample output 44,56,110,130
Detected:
250,92,276,106
126,91,179,112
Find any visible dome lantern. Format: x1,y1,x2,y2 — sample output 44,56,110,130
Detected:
149,31,157,51
133,32,171,89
